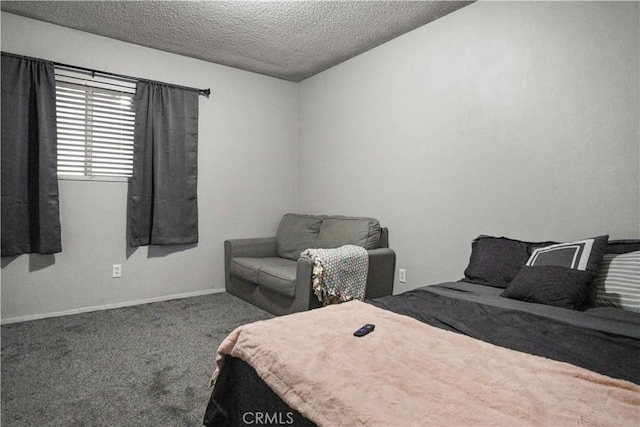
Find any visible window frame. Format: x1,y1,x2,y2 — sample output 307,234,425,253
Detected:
54,67,137,182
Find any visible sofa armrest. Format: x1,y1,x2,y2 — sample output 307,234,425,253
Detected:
365,248,396,299
293,249,395,312
291,255,322,313
225,237,277,258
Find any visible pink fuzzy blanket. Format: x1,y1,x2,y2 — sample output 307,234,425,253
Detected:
212,301,640,426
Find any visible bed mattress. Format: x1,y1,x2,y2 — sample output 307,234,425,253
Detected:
204,281,640,426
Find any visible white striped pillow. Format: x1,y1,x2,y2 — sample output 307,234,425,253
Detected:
593,251,640,312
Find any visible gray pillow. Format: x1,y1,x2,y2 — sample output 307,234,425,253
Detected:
593,251,640,312
276,214,323,260
315,216,381,250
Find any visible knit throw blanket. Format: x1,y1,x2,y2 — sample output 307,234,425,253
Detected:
302,245,369,305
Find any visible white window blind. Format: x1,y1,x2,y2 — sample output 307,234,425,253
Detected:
55,68,137,178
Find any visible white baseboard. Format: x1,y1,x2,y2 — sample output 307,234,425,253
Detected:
1,288,226,325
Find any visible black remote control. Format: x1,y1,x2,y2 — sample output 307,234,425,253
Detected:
354,324,375,337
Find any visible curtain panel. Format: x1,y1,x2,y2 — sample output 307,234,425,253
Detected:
128,82,199,247
1,53,62,257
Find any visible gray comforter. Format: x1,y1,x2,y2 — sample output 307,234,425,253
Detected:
370,281,640,384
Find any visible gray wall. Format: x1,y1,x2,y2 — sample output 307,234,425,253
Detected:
298,1,640,293
1,13,299,322
2,1,639,320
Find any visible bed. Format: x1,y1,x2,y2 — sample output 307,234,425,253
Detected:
203,236,640,426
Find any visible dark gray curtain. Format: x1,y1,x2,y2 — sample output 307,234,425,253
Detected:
1,53,62,257
128,82,199,247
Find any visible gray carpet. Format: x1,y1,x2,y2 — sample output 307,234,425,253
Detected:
1,292,273,426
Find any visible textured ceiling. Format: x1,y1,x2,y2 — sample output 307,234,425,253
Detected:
1,1,473,82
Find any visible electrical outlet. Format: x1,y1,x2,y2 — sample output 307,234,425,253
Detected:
112,264,122,278
399,268,406,283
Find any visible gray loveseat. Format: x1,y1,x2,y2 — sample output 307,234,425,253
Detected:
225,213,396,316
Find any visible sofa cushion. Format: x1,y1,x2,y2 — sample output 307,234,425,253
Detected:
257,258,298,298
230,257,297,299
315,216,381,250
276,213,323,260
229,257,263,284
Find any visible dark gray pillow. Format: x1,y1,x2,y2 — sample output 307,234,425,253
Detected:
501,266,597,309
605,239,640,254
276,214,323,260
501,236,609,309
462,236,556,288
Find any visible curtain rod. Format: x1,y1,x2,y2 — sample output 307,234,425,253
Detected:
54,62,210,98
1,51,211,98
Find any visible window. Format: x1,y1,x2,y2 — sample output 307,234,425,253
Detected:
55,67,137,179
